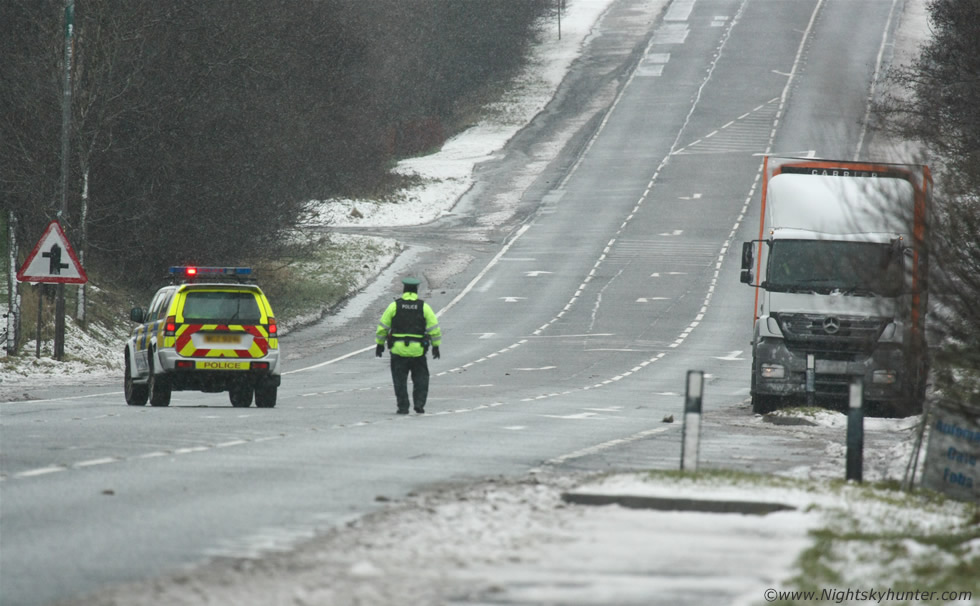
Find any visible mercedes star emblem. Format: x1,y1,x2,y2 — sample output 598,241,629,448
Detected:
822,316,841,334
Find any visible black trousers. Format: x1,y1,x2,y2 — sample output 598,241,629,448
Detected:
390,354,429,411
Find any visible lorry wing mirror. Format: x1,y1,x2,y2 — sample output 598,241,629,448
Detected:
740,242,754,284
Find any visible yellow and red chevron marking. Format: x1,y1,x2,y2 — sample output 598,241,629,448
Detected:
174,324,272,358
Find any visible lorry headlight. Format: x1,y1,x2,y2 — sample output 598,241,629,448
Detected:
872,370,897,385
761,364,785,379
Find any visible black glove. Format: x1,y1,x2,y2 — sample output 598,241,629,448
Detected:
432,346,440,359
375,344,384,358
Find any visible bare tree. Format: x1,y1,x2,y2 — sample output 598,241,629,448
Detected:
2,0,553,292
874,0,980,413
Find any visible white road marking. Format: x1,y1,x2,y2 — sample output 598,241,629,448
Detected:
529,333,613,338
714,350,746,361
665,0,694,21
637,64,665,77
542,412,600,420
217,440,248,448
174,446,208,455
530,426,674,472
74,458,117,468
15,466,65,478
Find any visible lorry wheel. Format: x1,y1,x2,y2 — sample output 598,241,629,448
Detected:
229,384,254,408
871,397,919,419
147,354,172,407
254,385,277,408
124,356,148,406
751,394,782,415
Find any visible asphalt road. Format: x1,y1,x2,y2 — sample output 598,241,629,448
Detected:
0,1,910,604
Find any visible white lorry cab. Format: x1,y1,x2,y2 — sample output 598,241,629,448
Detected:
740,157,932,417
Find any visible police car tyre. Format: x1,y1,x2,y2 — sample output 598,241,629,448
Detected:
229,384,254,408
254,385,277,408
124,355,148,406
147,353,172,407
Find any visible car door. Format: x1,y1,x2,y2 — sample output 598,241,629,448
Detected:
133,288,172,375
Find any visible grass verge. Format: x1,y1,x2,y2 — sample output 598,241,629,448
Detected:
636,470,979,605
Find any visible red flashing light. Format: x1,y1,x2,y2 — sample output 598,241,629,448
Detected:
186,267,198,277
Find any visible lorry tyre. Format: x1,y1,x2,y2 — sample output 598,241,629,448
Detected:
124,354,148,406
750,363,782,414
751,393,782,415
229,384,254,408
254,385,278,408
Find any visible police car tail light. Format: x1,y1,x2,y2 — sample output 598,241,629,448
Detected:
267,318,277,336
175,360,194,369
164,315,178,336
250,362,270,371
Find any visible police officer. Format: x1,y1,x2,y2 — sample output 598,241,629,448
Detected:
375,277,442,414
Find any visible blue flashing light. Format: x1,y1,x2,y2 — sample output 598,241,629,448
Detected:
168,266,253,277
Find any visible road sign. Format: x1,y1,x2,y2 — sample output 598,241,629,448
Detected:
16,220,88,284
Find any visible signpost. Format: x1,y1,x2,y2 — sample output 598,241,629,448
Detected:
15,220,87,359
921,401,980,502
16,221,87,284
681,370,704,472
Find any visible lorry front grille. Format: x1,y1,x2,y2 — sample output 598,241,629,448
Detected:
775,313,889,356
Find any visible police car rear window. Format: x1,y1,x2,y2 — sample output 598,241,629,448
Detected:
181,292,262,323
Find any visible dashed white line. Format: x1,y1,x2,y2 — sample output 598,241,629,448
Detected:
74,457,117,468
15,466,65,478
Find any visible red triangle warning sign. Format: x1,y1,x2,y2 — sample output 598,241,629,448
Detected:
16,220,88,284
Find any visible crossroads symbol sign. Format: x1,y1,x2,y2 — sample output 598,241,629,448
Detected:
16,220,88,284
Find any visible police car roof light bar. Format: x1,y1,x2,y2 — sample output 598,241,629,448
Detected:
167,266,254,284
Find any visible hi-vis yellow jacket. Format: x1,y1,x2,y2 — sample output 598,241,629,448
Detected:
376,292,441,357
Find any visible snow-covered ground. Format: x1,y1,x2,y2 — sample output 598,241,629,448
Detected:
6,0,977,604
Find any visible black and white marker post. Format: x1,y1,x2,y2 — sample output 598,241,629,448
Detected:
806,353,816,407
846,377,864,482
681,370,704,472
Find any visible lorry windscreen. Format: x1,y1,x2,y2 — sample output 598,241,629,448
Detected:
766,240,904,296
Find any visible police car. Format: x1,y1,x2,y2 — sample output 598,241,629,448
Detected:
124,266,281,407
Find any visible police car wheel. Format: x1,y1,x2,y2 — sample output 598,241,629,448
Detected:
147,354,172,407
125,356,148,406
229,384,254,408
254,385,277,408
